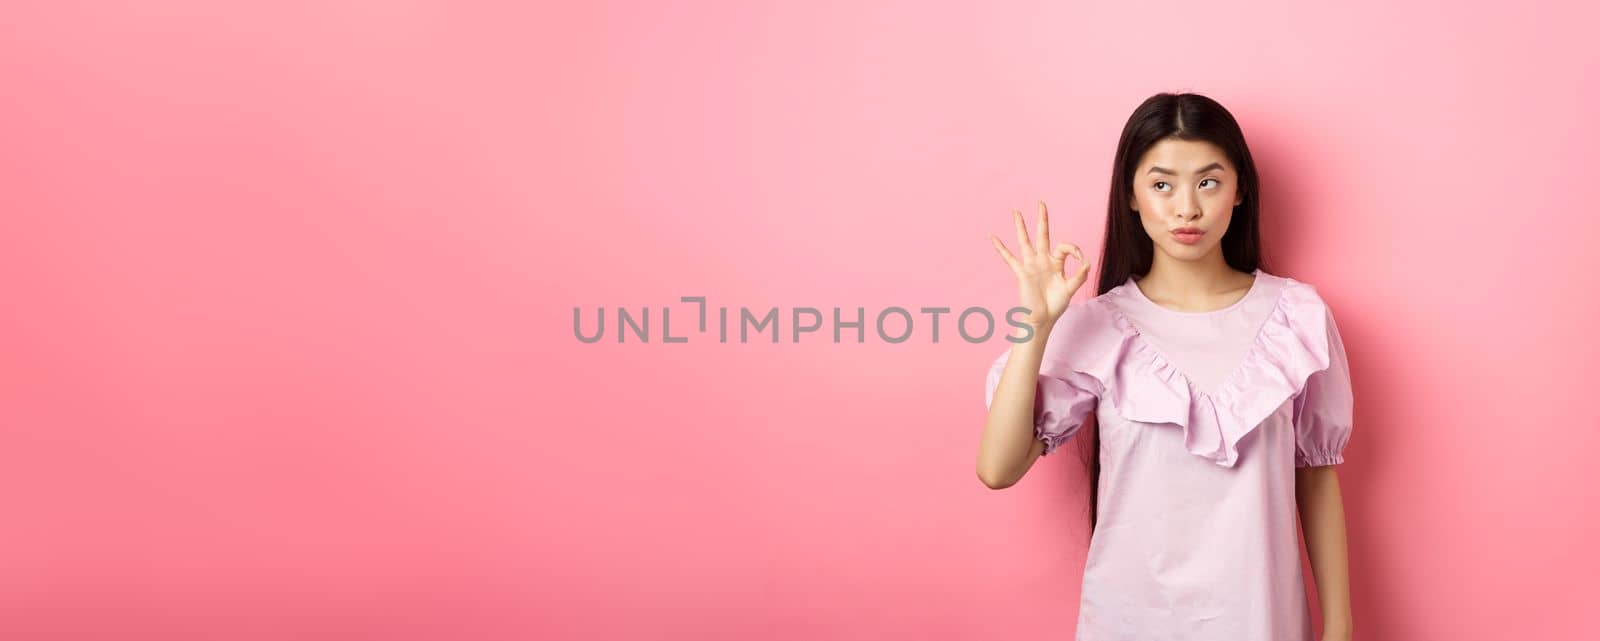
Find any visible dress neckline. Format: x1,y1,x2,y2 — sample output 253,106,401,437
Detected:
1124,268,1266,316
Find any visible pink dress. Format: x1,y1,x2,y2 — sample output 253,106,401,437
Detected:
983,268,1354,640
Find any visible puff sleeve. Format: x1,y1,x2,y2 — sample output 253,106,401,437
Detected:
982,305,1105,456
1292,305,1355,467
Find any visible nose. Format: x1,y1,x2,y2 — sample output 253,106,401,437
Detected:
1176,191,1202,221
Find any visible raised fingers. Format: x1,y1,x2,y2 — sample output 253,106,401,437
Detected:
1036,201,1050,254
990,235,1021,273
1012,210,1034,259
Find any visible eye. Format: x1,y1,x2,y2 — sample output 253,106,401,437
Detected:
1201,178,1220,188
1154,181,1169,192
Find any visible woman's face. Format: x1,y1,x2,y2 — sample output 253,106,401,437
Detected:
1129,138,1245,263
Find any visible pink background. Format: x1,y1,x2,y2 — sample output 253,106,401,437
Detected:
3,2,1597,639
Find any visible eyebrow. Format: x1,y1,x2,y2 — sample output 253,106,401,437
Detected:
1146,162,1225,176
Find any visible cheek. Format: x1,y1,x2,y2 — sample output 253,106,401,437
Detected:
1215,192,1238,219
1209,209,1235,239
1133,194,1160,220
1204,189,1237,222
1134,205,1157,229
1138,210,1169,240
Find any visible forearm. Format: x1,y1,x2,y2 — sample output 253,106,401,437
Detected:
1296,465,1353,638
976,323,1050,487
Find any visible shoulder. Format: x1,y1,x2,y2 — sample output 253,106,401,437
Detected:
1268,272,1335,318
1053,287,1126,331
1033,289,1136,363
1258,272,1346,350
1073,278,1142,318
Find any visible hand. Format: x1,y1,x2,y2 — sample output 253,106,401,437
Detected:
989,201,1091,330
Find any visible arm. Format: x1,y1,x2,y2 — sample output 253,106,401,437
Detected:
978,202,1093,490
1296,464,1353,640
975,323,1050,489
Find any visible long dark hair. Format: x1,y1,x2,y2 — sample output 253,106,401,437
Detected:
1078,92,1270,534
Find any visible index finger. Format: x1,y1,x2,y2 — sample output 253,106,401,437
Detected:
990,235,1021,273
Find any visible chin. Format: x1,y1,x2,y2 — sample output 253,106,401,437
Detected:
1160,242,1220,262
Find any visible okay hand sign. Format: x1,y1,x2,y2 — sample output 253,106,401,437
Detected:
989,201,1092,329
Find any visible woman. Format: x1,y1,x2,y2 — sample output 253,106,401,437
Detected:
978,92,1354,640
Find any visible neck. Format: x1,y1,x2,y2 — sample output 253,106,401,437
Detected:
1139,250,1246,306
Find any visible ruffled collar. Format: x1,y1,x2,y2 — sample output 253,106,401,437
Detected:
1045,270,1335,467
